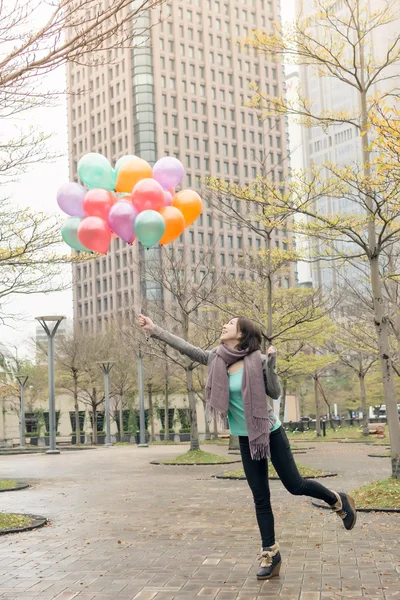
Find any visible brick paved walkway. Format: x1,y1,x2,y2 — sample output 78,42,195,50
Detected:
0,442,399,600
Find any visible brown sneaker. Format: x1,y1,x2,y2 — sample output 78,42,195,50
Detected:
257,542,281,580
331,491,357,530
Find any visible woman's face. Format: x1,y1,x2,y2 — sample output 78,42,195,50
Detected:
220,317,240,344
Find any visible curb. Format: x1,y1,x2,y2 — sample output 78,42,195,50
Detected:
312,501,400,514
0,481,30,493
0,514,47,536
214,472,338,481
150,460,241,466
367,454,391,458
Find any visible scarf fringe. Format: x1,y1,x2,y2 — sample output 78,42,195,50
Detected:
250,435,271,460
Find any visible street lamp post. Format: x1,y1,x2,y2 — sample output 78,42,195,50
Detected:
35,315,65,455
16,375,28,449
97,361,114,447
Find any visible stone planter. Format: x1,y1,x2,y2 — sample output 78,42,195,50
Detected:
179,433,191,442
135,433,149,444
30,437,49,447
160,433,175,441
71,435,85,444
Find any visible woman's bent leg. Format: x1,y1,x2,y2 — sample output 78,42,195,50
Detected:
239,436,275,547
270,427,337,505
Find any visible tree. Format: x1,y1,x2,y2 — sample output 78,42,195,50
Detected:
0,206,74,323
76,331,111,443
241,0,400,477
0,0,165,323
326,310,379,434
144,245,222,451
54,329,87,441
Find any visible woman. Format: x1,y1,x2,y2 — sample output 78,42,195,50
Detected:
138,314,357,580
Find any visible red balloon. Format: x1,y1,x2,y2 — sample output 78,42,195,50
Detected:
83,189,116,221
78,216,111,254
131,178,164,213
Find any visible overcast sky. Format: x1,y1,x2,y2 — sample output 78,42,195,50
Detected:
0,0,296,357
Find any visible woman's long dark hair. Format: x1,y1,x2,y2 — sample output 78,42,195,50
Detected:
236,316,262,352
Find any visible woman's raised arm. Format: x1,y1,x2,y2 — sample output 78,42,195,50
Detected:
138,314,211,366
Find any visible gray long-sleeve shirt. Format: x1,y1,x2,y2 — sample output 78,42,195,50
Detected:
150,325,281,430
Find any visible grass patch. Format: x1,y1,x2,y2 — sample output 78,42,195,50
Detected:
351,478,400,509
160,449,233,464
0,480,17,490
286,426,388,444
0,513,31,531
222,462,328,479
200,438,229,445
149,440,180,445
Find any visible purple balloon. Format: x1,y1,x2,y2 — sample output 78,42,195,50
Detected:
163,190,173,207
108,200,138,244
57,182,86,217
153,157,184,189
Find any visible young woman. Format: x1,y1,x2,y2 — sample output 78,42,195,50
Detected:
138,314,357,580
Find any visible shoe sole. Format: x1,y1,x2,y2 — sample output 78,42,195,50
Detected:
257,562,281,580
346,494,357,530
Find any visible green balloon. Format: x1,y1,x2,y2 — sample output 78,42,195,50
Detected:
134,210,166,249
78,153,115,190
61,217,91,253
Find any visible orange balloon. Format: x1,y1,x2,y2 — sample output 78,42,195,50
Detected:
159,206,185,245
172,189,203,227
115,157,152,193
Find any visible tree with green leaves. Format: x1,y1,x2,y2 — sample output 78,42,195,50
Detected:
237,0,400,476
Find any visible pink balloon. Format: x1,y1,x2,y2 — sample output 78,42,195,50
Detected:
131,178,164,213
83,189,116,221
78,216,111,254
168,187,175,196
163,190,173,207
108,201,138,244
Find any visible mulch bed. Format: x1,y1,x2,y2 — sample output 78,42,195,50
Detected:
312,501,400,514
215,472,338,481
0,481,29,493
150,460,241,466
0,514,47,536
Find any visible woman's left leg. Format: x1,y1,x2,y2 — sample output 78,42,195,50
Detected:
270,427,357,529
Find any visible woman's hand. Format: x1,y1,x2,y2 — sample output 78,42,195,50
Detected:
138,314,155,333
267,345,277,357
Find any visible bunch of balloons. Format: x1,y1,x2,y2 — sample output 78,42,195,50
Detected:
57,153,203,254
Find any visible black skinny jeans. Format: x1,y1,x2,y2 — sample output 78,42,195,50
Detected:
239,427,337,548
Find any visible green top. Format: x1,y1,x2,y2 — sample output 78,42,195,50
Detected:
228,369,281,436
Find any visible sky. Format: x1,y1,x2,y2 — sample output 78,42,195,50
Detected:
0,0,296,358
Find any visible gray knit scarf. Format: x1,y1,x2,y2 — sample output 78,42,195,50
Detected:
206,344,270,460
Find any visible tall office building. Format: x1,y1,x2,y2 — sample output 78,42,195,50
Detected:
295,0,400,291
68,0,296,332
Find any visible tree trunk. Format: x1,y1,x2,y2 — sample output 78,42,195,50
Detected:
359,373,369,436
317,379,336,432
204,411,211,440
186,368,199,451
164,364,169,440
148,383,155,442
73,369,80,443
359,68,400,476
369,256,400,476
119,395,124,440
229,435,239,450
279,378,287,422
213,412,218,439
92,394,98,444
314,376,321,436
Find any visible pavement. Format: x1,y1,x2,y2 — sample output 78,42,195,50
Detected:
0,441,399,600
